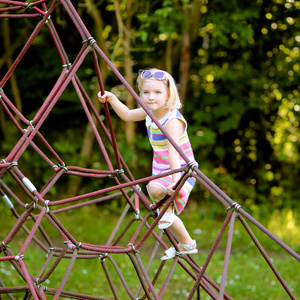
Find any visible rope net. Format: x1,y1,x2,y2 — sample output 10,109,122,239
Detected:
0,1,299,299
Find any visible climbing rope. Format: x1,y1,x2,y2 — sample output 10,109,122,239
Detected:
0,1,299,299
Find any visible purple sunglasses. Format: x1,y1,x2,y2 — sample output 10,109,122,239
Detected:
140,70,168,82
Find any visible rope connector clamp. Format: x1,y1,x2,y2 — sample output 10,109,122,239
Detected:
25,201,36,210
115,169,124,175
109,169,124,178
88,37,96,46
134,209,140,220
127,243,139,254
227,202,241,214
54,163,68,172
99,253,108,262
149,204,157,218
15,254,24,262
58,163,68,171
1,241,10,249
44,200,50,213
185,161,197,176
45,14,51,24
25,2,32,9
62,63,72,68
46,247,56,258
2,159,18,170
29,120,35,130
132,184,141,192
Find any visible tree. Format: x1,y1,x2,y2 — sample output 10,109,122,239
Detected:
1,0,299,208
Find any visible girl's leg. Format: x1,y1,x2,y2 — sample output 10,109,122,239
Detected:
147,184,172,227
147,184,166,201
148,182,197,253
169,216,196,251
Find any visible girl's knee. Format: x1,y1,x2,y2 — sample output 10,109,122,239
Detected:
147,184,166,201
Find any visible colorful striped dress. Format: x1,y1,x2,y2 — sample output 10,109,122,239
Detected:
146,109,197,214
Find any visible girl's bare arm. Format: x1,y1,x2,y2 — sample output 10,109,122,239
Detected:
165,118,185,193
98,91,146,122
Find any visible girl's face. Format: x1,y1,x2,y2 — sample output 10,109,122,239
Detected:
140,79,169,118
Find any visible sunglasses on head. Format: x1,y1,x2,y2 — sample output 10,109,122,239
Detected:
140,70,168,82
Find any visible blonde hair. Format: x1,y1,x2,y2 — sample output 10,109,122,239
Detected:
137,68,182,109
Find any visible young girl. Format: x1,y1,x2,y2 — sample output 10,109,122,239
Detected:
98,68,198,260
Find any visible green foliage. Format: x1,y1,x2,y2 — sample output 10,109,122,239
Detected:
1,0,299,210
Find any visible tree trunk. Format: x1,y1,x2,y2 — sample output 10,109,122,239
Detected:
166,38,173,74
67,0,109,196
124,0,135,143
179,28,190,110
2,19,23,125
112,0,137,165
179,0,203,109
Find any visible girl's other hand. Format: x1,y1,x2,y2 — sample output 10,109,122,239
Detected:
166,183,176,195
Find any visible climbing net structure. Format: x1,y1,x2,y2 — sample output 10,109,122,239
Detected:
0,1,299,299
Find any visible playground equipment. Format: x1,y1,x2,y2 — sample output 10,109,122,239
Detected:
0,1,299,299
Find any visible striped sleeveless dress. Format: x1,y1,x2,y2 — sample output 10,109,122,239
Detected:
146,109,197,214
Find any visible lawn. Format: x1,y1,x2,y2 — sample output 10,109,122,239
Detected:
0,201,299,299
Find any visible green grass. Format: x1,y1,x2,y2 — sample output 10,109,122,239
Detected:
0,202,299,299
